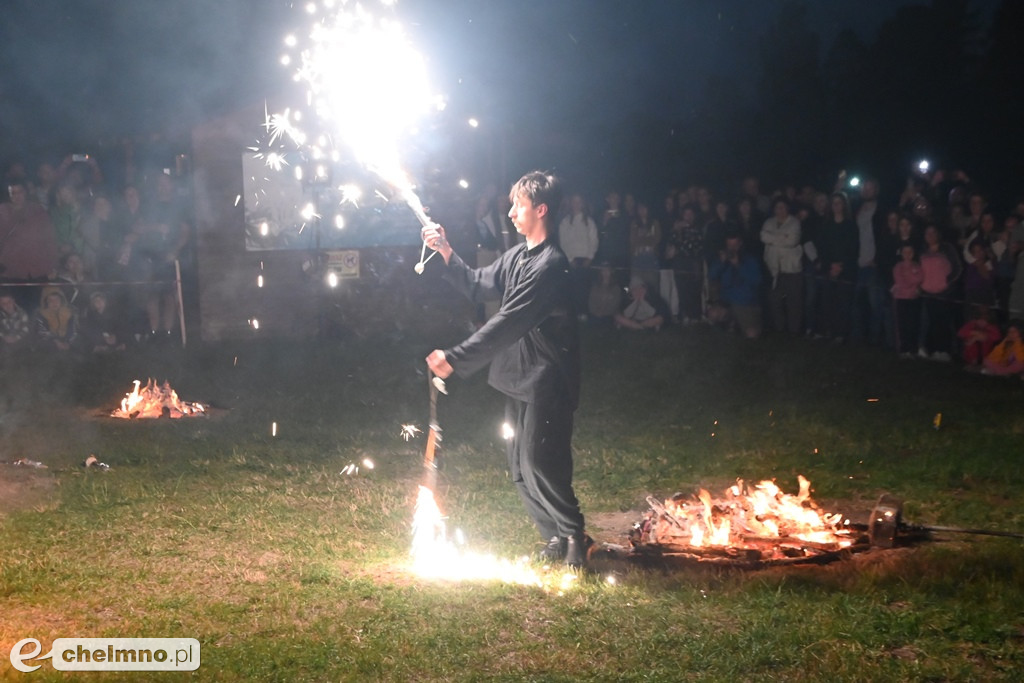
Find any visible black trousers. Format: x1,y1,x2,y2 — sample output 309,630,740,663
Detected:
894,298,922,354
505,395,585,540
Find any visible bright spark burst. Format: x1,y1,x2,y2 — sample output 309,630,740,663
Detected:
261,0,440,201
400,424,421,441
339,184,362,206
410,486,582,590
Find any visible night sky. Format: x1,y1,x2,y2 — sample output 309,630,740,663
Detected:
0,0,1006,191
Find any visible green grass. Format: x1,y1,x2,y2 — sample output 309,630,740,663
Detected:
1,325,1023,681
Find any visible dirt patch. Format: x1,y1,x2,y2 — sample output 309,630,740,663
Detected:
588,510,645,545
0,465,58,517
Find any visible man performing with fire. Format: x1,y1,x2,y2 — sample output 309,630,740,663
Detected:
422,170,590,568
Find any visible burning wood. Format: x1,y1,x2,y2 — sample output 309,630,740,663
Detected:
110,379,206,419
630,476,862,565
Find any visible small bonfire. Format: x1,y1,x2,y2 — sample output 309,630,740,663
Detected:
630,475,860,565
110,379,206,419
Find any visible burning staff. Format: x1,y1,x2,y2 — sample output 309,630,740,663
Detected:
422,171,591,569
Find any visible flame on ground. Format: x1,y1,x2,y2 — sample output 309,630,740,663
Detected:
110,379,206,419
641,475,853,557
410,486,579,591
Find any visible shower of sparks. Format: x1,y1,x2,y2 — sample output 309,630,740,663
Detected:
400,424,421,441
410,486,582,591
260,0,441,211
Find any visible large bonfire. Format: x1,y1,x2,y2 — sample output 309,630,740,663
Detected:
632,475,856,562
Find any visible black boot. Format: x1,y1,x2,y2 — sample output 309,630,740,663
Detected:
565,533,593,569
538,536,567,561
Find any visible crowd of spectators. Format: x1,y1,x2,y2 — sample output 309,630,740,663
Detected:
0,155,192,358
462,166,1024,379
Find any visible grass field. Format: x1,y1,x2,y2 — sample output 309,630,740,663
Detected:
1,322,1023,681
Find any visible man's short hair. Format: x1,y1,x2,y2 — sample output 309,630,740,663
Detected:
509,171,562,229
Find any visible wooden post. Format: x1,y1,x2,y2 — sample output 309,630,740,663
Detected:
175,259,187,348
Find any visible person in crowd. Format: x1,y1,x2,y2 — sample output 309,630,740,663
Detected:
760,197,803,335
136,173,190,341
614,276,668,332
703,199,733,266
800,192,827,337
876,210,909,348
595,189,629,271
628,201,661,289
993,216,1020,320
740,175,771,216
79,290,126,353
34,287,78,352
85,195,122,281
735,196,763,259
657,193,676,239
918,224,959,361
663,203,704,324
656,195,680,323
704,199,735,309
816,192,860,343
707,230,763,339
587,263,623,325
622,192,637,225
54,252,90,310
963,242,996,310
958,305,1001,371
963,211,998,266
0,288,31,353
891,244,924,359
50,181,90,261
693,186,714,227
851,177,885,345
961,192,987,245
0,180,59,310
558,192,599,320
981,321,1024,377
33,162,58,209
56,154,104,198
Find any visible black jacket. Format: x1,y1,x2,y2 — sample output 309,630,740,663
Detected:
443,240,580,408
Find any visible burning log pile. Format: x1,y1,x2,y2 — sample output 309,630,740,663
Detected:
628,476,865,567
110,379,206,419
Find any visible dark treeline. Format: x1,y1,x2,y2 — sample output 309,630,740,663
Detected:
533,0,1024,207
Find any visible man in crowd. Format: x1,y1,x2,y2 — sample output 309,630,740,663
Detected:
707,231,763,338
0,180,59,310
421,170,590,568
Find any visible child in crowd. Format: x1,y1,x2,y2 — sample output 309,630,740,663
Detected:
79,291,126,353
34,287,77,352
891,244,923,358
0,289,31,353
982,321,1024,377
963,242,996,309
957,305,1001,371
614,276,667,332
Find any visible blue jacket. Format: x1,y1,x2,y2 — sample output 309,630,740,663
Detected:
709,253,763,307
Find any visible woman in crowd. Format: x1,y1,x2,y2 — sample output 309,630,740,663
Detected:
816,193,859,342
918,224,960,361
663,203,704,324
760,197,803,335
628,202,661,289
